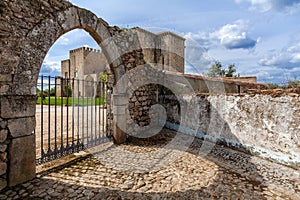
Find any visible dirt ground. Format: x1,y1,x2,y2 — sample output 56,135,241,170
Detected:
35,105,108,159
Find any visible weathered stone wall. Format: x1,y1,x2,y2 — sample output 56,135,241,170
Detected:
158,32,185,73
83,48,107,75
128,84,159,129
0,0,73,189
0,0,289,192
132,28,185,73
61,47,107,80
182,73,266,94
59,47,108,97
61,59,71,78
0,0,147,189
160,92,300,169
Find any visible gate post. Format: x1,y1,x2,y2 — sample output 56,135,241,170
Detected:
112,93,128,144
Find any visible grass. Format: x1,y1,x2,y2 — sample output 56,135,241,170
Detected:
37,97,105,106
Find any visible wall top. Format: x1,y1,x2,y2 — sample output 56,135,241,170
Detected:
157,31,186,41
132,27,185,41
70,47,101,54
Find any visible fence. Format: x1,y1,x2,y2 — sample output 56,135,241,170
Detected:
35,76,113,165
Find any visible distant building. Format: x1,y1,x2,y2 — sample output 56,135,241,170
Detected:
56,28,186,97
56,47,108,97
133,27,185,73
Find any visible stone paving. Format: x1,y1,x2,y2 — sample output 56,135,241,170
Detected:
1,129,300,199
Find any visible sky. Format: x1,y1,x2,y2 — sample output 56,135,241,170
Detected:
41,0,300,84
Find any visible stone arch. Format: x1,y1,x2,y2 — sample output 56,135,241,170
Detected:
15,6,123,95
0,2,135,189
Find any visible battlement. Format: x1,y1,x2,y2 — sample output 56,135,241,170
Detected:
70,46,101,54
61,59,70,63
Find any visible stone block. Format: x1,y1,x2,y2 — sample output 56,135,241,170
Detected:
96,21,111,42
8,117,35,138
0,130,7,143
78,8,98,31
0,178,7,191
8,135,35,187
0,145,7,152
0,74,12,82
0,162,6,176
0,85,9,94
0,119,7,129
58,7,80,30
0,152,7,161
1,96,36,119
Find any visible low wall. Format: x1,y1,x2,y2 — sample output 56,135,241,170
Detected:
160,92,300,169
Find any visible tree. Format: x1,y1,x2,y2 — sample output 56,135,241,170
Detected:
205,62,238,78
36,88,41,96
99,71,107,83
50,88,56,96
205,61,225,77
225,64,236,77
287,80,300,88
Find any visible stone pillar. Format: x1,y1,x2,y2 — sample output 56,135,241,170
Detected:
0,96,36,187
113,93,128,144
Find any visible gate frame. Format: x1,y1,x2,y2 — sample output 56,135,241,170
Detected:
35,75,113,165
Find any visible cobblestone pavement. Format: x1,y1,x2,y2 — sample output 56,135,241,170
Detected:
1,129,300,199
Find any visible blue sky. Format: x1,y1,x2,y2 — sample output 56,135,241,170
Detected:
41,0,300,84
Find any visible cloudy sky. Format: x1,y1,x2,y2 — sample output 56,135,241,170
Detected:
42,0,300,84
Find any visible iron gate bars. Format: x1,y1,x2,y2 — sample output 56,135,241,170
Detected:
35,75,112,165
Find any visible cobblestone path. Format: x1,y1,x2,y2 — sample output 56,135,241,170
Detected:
1,129,300,199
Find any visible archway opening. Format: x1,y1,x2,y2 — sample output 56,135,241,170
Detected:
35,29,112,165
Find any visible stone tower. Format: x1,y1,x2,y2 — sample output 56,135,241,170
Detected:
57,47,108,97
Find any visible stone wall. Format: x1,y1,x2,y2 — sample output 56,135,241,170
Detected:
1,0,293,192
183,73,266,94
0,0,148,189
160,92,300,169
132,28,185,73
158,32,185,73
59,47,108,97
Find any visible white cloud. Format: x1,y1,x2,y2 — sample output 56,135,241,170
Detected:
259,36,300,67
184,20,258,50
58,35,70,45
257,35,300,82
40,60,61,76
235,0,300,13
184,31,217,50
211,20,257,50
182,20,258,75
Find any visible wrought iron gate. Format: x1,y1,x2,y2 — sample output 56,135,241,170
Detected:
35,76,113,165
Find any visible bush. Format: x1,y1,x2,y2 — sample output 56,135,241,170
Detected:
266,83,281,89
287,80,300,88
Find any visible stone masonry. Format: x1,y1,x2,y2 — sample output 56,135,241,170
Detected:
0,0,288,192
160,91,300,169
57,46,108,97
0,0,149,189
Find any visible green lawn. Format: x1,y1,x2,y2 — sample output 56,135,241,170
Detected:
36,97,105,106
